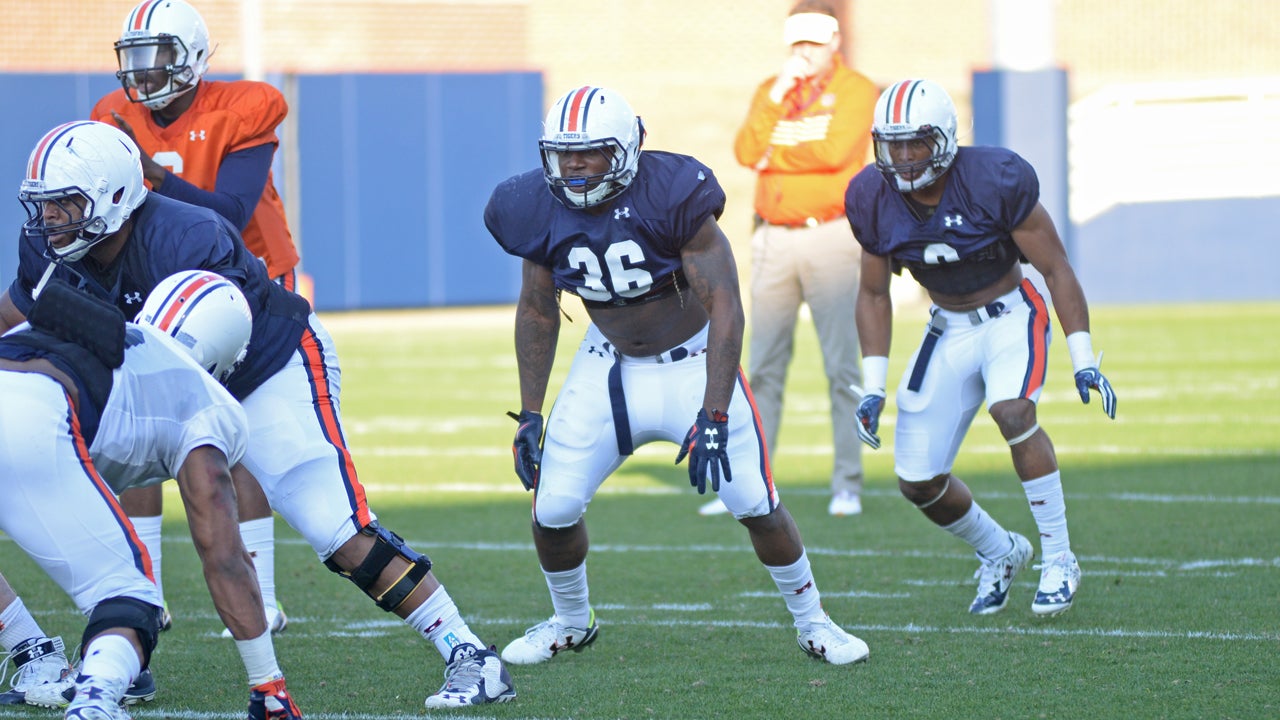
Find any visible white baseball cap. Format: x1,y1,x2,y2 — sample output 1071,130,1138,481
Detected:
783,12,839,45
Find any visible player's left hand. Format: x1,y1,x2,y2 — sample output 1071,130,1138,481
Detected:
506,410,544,490
675,408,732,494
1074,367,1117,419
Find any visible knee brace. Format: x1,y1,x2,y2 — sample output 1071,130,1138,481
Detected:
82,597,163,668
324,522,432,612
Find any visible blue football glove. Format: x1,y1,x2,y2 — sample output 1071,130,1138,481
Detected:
674,408,732,494
506,410,544,490
855,393,885,450
1074,367,1117,419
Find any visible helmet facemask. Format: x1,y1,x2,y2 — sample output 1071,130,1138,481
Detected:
873,126,953,193
115,35,201,110
540,86,645,209
19,188,113,263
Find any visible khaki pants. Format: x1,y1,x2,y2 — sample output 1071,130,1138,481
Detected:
747,218,864,495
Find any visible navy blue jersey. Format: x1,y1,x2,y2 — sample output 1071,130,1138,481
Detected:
485,151,725,305
8,193,309,399
846,146,1039,295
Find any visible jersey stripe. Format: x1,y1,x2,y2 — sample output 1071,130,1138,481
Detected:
738,370,778,511
27,121,96,181
1018,279,1051,398
66,396,156,583
299,325,372,529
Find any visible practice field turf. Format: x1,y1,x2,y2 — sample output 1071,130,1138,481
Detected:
2,301,1276,719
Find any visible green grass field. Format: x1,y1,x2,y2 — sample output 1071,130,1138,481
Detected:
2,301,1277,720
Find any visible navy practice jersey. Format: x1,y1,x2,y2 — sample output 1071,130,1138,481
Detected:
846,146,1039,295
484,151,726,305
8,193,310,399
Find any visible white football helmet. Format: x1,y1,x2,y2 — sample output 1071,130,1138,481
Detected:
136,270,252,383
115,0,213,110
19,121,148,262
540,86,645,208
872,79,959,192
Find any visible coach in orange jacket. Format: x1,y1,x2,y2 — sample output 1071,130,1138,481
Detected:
717,0,878,518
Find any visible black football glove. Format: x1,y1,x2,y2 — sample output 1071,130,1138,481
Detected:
854,393,885,450
507,410,544,490
674,408,732,494
1074,367,1117,419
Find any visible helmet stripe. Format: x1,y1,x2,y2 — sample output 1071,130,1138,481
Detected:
152,272,222,333
129,0,161,31
888,80,921,124
561,86,599,132
27,121,96,180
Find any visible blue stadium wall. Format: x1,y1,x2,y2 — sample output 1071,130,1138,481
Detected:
2,71,1276,307
0,71,538,311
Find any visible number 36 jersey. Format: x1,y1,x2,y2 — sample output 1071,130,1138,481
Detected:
484,151,725,305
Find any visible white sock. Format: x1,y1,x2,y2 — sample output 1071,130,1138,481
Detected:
0,597,46,651
944,502,1013,560
1022,471,1071,557
79,634,140,691
235,630,283,686
405,587,483,660
130,515,164,602
544,565,591,630
766,552,825,628
239,518,278,612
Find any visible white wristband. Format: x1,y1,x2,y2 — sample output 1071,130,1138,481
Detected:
861,355,889,396
1066,331,1096,373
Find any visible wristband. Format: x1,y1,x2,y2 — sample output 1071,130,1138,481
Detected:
861,355,889,395
1066,331,1096,373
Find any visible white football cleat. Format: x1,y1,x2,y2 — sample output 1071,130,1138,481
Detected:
827,490,863,517
424,644,515,708
1032,551,1081,616
500,611,599,665
0,636,74,708
796,615,869,665
969,532,1034,615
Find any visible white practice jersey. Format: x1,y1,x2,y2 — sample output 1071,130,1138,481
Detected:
90,323,249,492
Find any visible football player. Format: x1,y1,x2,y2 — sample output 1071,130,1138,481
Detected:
0,278,302,720
487,85,870,666
92,0,307,635
846,79,1117,616
0,120,513,710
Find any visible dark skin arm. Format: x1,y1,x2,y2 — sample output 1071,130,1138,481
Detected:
174,450,268,640
677,216,744,413
1013,202,1091,337
514,258,561,414
855,249,895,363
0,290,27,335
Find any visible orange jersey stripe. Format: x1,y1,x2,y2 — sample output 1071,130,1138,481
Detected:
738,369,778,503
299,327,372,527
1021,278,1051,398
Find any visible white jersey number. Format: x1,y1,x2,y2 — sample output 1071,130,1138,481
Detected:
568,240,655,302
921,242,961,265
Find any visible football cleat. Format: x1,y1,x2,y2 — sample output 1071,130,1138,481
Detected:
969,532,1034,615
796,615,870,665
247,676,302,720
159,603,172,633
121,669,156,705
1032,551,1081,616
500,610,599,665
424,644,516,708
63,674,130,720
221,601,288,639
0,636,74,708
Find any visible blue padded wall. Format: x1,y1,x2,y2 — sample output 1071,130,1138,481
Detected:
295,72,541,310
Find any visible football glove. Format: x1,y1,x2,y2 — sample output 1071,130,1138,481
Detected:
507,410,544,490
855,393,885,450
674,408,732,494
1074,367,1117,419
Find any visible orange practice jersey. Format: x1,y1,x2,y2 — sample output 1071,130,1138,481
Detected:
92,80,300,279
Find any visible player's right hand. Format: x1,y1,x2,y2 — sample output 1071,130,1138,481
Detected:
507,410,544,490
855,393,885,450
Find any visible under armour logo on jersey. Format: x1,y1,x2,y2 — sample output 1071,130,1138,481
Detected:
614,206,631,220
943,214,964,227
124,291,143,304
190,130,206,141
